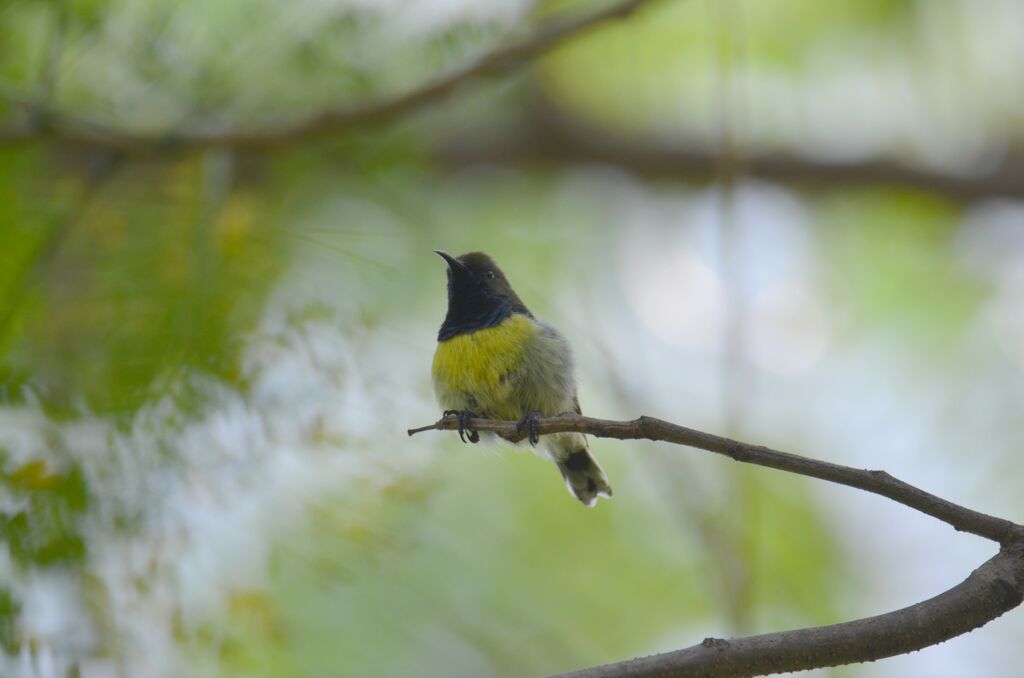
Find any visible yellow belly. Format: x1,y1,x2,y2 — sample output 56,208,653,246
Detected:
431,314,537,419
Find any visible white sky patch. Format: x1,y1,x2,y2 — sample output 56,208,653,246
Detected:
747,283,830,377
617,182,818,359
955,200,1024,372
390,0,528,38
987,262,1024,373
955,200,1024,275
623,245,724,351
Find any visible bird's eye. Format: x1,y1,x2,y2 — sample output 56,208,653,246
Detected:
485,270,495,279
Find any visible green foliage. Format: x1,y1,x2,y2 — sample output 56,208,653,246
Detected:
0,459,89,567
2,156,285,415
0,1,51,90
0,586,19,654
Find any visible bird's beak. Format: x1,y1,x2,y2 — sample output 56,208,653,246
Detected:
434,250,466,272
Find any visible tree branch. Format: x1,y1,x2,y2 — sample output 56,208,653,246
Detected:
407,413,1024,677
552,544,1024,678
0,0,660,153
433,120,1024,203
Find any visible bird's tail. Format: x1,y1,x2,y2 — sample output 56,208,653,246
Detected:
554,438,612,507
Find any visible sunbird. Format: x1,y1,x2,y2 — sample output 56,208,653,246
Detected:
431,250,613,506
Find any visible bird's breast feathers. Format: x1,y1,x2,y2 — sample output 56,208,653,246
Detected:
432,313,576,421
432,313,535,410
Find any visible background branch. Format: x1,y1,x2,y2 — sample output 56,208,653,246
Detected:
408,413,1024,677
432,112,1024,202
0,0,659,153
552,544,1024,678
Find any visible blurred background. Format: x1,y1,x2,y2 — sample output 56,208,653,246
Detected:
0,0,1022,676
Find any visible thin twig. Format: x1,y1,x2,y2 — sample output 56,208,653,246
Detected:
0,0,660,153
408,412,1024,676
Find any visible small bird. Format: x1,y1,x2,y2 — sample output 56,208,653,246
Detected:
431,250,612,506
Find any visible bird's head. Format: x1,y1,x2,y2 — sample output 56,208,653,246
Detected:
435,250,530,340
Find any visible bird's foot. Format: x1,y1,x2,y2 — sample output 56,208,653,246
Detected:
516,411,543,446
442,410,480,444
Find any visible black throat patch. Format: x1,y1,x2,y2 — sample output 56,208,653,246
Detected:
437,292,513,341
435,251,531,341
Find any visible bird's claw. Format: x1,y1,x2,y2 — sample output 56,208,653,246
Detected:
443,410,479,444
517,411,542,446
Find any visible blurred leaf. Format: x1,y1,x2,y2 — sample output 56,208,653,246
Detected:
0,587,19,654
0,462,88,567
3,157,286,415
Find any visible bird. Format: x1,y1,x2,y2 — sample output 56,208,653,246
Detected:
431,250,613,506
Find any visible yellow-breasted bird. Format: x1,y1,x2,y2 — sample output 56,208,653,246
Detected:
431,250,612,506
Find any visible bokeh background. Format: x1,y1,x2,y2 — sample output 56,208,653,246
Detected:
1,0,1023,676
